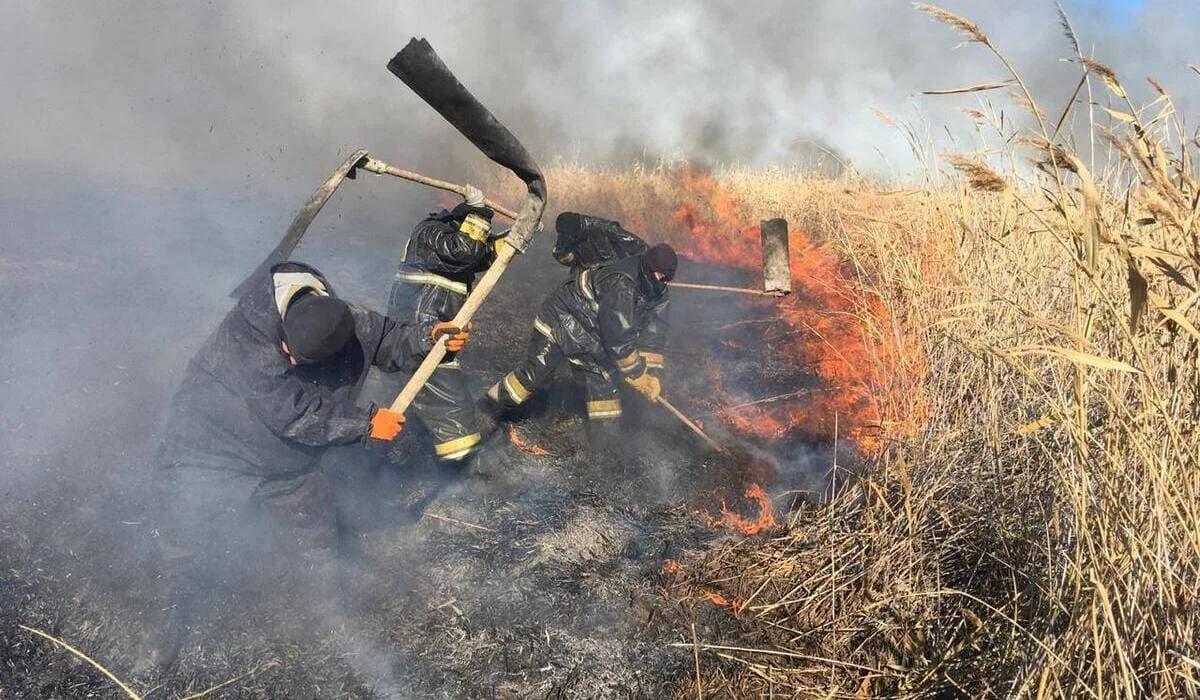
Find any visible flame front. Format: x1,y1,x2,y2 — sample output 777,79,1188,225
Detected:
662,169,925,454
477,164,928,455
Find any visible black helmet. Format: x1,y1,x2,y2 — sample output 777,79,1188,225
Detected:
282,294,356,364
642,243,678,282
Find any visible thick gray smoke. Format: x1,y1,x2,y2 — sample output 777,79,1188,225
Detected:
0,0,1196,693
3,1,1198,188
4,0,1195,483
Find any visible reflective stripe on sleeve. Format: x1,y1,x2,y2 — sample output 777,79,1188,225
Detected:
533,317,555,340
459,214,491,242
394,271,468,295
577,270,599,311
615,351,642,374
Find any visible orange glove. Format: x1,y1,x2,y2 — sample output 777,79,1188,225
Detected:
369,407,405,441
432,321,471,352
624,370,662,402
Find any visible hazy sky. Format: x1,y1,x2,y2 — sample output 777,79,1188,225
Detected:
2,0,1196,192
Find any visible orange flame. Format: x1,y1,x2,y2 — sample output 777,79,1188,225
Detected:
596,168,925,453
702,591,746,617
705,483,777,535
476,165,928,454
507,425,551,457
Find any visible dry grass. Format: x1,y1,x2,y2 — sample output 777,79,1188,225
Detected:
477,6,1200,696
668,9,1198,698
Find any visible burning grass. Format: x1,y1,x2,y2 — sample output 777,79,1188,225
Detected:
701,483,777,537
506,424,552,457
483,8,1199,696
482,161,927,457
664,18,1196,700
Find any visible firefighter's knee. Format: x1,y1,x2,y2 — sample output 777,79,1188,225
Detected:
586,397,623,421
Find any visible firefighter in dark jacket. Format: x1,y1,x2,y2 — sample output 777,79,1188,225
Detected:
144,260,468,670
488,235,676,426
388,186,500,462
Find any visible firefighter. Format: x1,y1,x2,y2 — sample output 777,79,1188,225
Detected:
142,260,469,671
488,217,676,430
387,186,502,463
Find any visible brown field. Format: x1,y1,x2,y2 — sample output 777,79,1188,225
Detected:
7,6,1195,699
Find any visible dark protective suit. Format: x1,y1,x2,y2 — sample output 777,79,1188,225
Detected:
495,253,669,420
143,261,425,670
154,261,425,560
388,210,496,460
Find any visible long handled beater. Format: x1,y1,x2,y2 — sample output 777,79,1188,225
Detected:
655,395,724,452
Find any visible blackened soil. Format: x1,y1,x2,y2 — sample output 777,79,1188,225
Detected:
1,232,829,698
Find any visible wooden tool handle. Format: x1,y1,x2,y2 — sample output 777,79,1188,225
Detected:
361,157,519,220
656,395,724,452
668,281,780,297
389,243,518,413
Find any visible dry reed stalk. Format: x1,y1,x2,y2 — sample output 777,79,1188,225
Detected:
176,661,278,700
423,512,495,532
915,4,991,46
941,154,1008,193
19,624,142,700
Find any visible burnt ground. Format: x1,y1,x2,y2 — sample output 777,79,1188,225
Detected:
0,200,836,698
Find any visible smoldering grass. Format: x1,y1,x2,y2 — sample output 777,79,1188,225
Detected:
175,660,280,700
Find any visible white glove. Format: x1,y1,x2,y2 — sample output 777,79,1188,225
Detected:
462,185,486,207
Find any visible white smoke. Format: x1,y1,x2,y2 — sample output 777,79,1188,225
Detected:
2,0,1196,190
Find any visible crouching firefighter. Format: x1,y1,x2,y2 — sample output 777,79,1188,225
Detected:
488,212,675,434
388,186,503,463
142,261,469,672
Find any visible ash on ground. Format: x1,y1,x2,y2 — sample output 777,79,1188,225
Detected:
1,242,836,698
0,398,772,699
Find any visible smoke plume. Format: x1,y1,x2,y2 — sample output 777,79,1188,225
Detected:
1,0,1196,693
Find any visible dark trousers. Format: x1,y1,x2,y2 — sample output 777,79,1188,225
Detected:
141,463,340,669
410,360,481,460
495,331,622,421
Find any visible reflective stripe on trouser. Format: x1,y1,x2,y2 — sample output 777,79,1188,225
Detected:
496,331,565,408
410,362,481,461
579,369,621,420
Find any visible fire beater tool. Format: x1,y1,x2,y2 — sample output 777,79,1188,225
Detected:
668,217,792,297
385,38,547,415
231,150,521,299
231,38,545,416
